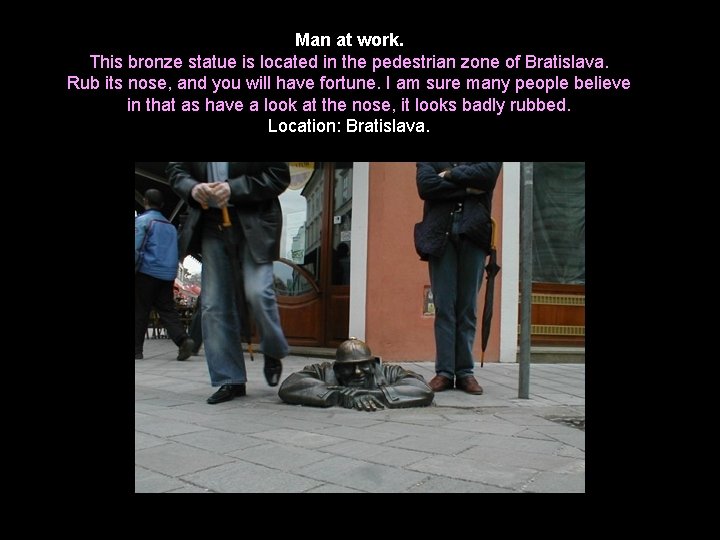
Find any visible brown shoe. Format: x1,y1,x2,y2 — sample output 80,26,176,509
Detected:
456,376,484,395
428,375,454,392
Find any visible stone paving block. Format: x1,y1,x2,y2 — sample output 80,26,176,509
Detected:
198,416,277,435
236,412,338,432
137,376,191,390
433,393,513,408
440,412,492,422
134,391,162,404
508,396,563,407
529,426,585,450
397,416,461,427
541,379,585,391
134,402,166,414
407,454,536,490
295,455,428,493
135,466,187,493
493,412,566,427
135,416,209,438
251,428,346,448
368,421,475,440
281,408,382,428
463,432,566,455
171,429,266,454
319,425,405,444
556,445,586,459
135,432,169,451
383,411,451,427
166,485,212,493
522,471,585,493
405,476,515,493
135,395,199,407
135,442,234,477
135,374,176,386
155,382,209,395
321,440,430,467
443,420,527,437
182,460,323,493
228,442,331,471
457,445,583,473
387,435,474,456
144,407,218,425
513,428,560,441
535,405,586,417
305,484,365,493
533,393,586,406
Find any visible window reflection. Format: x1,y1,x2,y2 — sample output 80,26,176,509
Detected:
279,165,325,285
273,260,314,296
331,166,352,285
532,162,585,284
278,162,353,288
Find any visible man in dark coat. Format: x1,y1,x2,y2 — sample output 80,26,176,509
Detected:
167,162,290,404
415,162,503,395
279,338,434,411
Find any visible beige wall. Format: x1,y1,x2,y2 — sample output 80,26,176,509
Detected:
365,162,504,363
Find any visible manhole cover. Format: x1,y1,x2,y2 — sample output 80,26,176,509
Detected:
546,416,585,431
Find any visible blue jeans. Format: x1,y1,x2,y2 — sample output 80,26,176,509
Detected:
201,223,289,387
429,212,486,380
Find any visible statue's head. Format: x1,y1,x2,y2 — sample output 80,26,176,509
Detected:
333,338,379,388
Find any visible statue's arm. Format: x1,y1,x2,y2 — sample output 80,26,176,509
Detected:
278,371,338,408
380,368,435,408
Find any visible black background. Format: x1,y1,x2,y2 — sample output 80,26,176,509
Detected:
50,18,650,501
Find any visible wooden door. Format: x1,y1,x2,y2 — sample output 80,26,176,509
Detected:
274,163,352,348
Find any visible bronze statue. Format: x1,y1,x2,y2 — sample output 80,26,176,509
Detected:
279,338,434,411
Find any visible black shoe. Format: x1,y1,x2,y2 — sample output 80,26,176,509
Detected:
206,384,246,404
263,355,283,387
177,338,195,361
135,353,143,360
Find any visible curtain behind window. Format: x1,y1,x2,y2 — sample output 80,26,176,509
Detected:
532,162,585,284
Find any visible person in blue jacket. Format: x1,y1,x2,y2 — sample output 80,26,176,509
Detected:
135,189,195,361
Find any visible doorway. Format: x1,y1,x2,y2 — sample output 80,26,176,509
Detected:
274,163,353,348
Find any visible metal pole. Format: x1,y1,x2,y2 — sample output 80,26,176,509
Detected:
518,162,533,399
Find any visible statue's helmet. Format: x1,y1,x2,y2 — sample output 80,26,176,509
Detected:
335,338,376,364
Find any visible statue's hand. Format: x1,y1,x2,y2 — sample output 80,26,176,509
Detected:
335,387,359,409
352,395,385,412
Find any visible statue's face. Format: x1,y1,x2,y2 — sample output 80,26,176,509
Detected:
334,360,376,388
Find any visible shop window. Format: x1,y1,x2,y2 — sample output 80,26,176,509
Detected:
532,162,585,284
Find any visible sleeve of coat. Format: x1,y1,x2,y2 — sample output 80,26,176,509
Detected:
416,162,467,201
379,365,435,408
228,162,291,203
166,162,203,209
278,364,339,408
446,162,503,191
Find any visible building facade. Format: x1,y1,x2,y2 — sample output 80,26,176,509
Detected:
275,162,585,363
134,162,585,363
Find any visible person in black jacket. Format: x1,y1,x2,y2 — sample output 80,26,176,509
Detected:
415,162,503,395
167,162,291,404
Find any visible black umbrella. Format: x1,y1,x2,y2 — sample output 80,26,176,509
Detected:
480,218,501,367
219,206,255,362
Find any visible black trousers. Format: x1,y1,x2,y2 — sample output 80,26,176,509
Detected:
189,296,203,350
135,272,188,353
